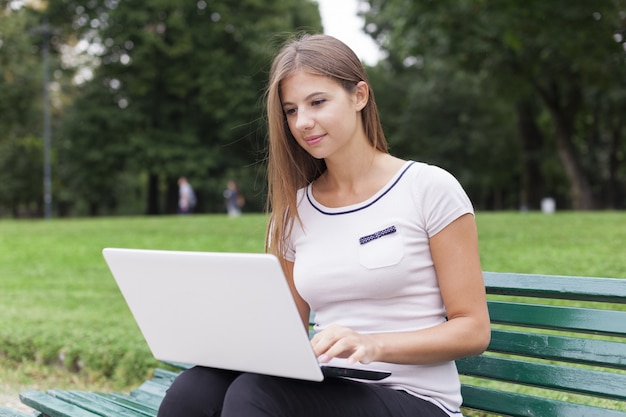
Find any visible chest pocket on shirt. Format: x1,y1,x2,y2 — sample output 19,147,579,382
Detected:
357,224,405,269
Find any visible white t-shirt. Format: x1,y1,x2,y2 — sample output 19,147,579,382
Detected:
285,161,473,416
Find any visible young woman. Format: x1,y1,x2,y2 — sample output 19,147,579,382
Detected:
157,33,490,417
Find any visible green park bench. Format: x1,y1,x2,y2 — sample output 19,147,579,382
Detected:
1,271,625,417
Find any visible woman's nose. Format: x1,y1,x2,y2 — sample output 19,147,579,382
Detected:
295,110,314,130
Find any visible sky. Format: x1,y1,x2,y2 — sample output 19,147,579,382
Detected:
316,0,383,65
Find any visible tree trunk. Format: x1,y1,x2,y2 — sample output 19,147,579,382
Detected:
548,108,595,210
146,173,160,215
534,77,595,210
167,180,178,214
607,123,623,209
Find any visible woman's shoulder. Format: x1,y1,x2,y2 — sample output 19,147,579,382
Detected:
405,160,459,182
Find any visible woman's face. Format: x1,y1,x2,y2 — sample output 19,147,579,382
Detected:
280,71,368,160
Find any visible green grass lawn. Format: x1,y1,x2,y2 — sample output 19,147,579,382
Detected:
477,211,626,277
0,214,268,389
1,211,625,396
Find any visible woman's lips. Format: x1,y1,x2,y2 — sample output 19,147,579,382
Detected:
304,134,325,146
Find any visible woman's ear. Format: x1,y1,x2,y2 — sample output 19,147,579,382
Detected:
354,81,369,111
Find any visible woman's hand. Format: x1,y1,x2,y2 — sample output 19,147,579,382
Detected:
311,324,380,365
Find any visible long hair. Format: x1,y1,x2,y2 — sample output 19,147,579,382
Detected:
264,33,388,259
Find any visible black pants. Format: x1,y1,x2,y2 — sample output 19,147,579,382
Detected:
157,366,450,417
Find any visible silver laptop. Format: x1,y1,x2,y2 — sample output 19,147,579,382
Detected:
103,248,390,382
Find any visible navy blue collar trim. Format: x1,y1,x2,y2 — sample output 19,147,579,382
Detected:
306,161,416,215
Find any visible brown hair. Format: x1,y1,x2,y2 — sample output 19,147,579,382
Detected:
264,33,388,259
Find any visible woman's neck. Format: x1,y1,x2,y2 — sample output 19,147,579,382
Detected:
313,151,404,207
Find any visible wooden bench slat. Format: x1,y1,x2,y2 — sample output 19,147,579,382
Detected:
49,391,150,417
457,355,626,400
87,391,157,416
99,393,158,415
131,380,169,398
488,301,626,336
461,385,626,417
483,273,626,303
489,329,626,368
124,391,164,411
157,362,191,372
124,369,176,407
151,368,181,382
18,391,100,417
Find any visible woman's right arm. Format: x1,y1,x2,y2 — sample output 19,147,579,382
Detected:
282,259,311,330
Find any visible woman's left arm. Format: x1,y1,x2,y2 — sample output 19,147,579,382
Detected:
426,212,491,359
313,213,491,365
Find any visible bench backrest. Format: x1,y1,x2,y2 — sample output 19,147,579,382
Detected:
456,272,626,417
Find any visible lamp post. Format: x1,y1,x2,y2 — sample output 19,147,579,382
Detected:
40,17,53,219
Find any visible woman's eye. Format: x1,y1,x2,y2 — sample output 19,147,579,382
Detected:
284,108,297,116
312,99,326,106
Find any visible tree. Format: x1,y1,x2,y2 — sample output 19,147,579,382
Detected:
368,59,521,210
48,0,322,215
364,0,626,209
0,4,48,216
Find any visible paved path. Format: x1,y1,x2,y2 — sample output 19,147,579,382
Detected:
0,390,34,413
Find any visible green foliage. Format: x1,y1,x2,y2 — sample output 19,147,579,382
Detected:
0,6,49,216
2,0,322,218
0,136,44,215
0,6,42,134
368,62,521,209
2,1,625,217
364,0,626,209
45,0,322,216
